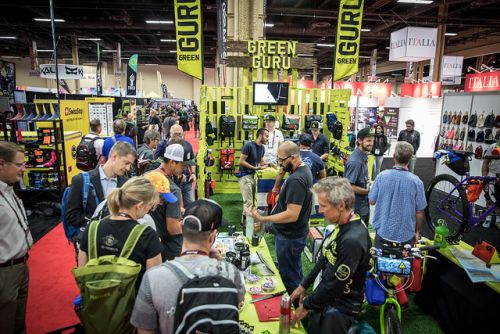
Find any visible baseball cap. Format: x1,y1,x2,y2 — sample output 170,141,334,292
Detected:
311,121,320,130
299,133,312,147
164,142,196,165
143,171,178,204
357,127,375,140
182,199,229,232
264,114,276,122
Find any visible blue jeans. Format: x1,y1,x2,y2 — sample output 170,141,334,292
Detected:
180,182,194,207
275,233,306,294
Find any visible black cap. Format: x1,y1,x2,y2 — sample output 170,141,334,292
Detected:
299,133,312,147
182,199,229,232
357,127,375,140
264,114,276,122
311,121,320,130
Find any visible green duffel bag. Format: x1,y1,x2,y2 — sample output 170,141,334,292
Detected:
72,220,147,334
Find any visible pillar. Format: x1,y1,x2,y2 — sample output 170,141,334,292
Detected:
432,4,448,82
71,34,80,93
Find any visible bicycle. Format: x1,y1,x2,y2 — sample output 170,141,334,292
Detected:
426,149,500,242
366,244,439,334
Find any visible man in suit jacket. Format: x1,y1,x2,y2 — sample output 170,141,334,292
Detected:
65,141,136,248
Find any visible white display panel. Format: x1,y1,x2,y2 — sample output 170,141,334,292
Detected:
89,103,114,136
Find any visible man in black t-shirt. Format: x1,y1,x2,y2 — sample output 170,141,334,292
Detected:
248,141,313,295
290,177,371,334
238,128,269,212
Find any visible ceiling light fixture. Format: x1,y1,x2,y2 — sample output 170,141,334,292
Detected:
160,39,176,42
169,50,177,53
316,43,335,47
101,50,117,53
146,20,173,24
0,36,17,39
144,64,159,66
361,28,371,32
397,0,433,4
34,18,65,22
359,56,371,59
264,23,274,27
320,67,332,70
37,49,55,52
445,33,457,36
78,38,101,41
1,56,21,59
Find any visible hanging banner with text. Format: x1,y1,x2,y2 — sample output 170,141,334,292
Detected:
334,0,364,81
39,64,84,80
400,82,442,97
389,27,437,62
334,81,391,105
126,54,138,96
96,44,102,95
464,72,500,92
174,0,203,80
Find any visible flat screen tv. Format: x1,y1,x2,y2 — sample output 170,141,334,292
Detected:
253,82,289,106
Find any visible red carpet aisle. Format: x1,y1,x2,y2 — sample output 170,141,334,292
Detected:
26,224,79,333
184,124,199,153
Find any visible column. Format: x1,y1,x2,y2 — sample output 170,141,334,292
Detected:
432,4,448,82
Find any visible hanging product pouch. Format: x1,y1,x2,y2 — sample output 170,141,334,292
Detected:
375,257,411,276
446,151,470,176
326,113,338,132
365,274,386,305
466,180,483,203
220,148,235,170
242,115,259,130
282,114,300,131
407,257,423,293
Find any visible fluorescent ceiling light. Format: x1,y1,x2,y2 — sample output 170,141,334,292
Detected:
397,0,433,4
0,36,17,39
1,56,20,59
316,43,335,47
146,20,173,24
264,23,274,27
101,50,117,53
392,73,403,76
445,33,457,36
78,37,101,41
298,53,314,56
38,49,54,52
361,28,371,32
34,18,65,22
160,39,176,42
320,67,332,70
144,64,158,66
359,56,371,59
169,50,177,53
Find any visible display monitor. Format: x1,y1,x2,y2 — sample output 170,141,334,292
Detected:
14,90,27,104
253,82,289,106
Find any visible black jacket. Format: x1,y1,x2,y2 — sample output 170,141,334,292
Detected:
398,129,420,154
372,134,389,156
65,167,128,227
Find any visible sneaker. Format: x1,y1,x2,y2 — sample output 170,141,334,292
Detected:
482,216,492,228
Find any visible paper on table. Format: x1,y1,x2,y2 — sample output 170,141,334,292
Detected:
449,247,500,283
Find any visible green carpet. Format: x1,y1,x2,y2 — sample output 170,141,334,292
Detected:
213,194,444,334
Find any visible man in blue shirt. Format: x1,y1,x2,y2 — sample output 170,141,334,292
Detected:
369,141,427,246
299,133,326,183
310,121,329,161
344,127,373,224
101,120,135,160
238,128,269,212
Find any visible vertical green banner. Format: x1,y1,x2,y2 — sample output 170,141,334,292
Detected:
96,43,102,95
127,54,138,96
334,0,364,81
174,0,203,81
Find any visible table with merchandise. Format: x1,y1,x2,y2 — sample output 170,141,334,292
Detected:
214,233,306,334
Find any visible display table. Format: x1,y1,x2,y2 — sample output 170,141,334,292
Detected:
224,236,306,333
415,241,500,333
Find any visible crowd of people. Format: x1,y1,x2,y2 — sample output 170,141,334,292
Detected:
0,112,475,334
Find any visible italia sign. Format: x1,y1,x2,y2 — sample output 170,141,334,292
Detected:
464,72,500,92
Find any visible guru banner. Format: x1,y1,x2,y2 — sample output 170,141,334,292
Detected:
334,0,364,81
174,0,203,80
126,54,138,96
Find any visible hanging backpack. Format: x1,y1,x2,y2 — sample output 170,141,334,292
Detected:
468,129,476,141
206,117,216,146
282,114,300,131
76,135,99,171
220,148,235,170
466,143,473,152
448,127,455,140
442,112,448,124
61,172,99,244
462,114,468,125
468,113,477,127
484,129,495,144
331,121,343,140
454,128,460,141
305,115,323,132
168,260,240,334
219,115,236,145
475,145,483,159
477,113,486,128
326,113,338,133
495,115,500,128
476,130,485,143
242,115,259,131
496,130,500,141
459,128,465,141
484,113,495,128
72,221,147,334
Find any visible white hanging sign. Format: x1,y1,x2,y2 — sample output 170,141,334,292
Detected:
39,64,84,79
389,27,437,62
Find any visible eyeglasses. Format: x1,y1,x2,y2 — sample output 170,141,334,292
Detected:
277,155,292,163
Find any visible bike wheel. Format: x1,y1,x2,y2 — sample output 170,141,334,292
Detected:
426,174,469,242
384,307,403,334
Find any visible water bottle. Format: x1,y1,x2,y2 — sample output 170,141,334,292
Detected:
73,295,83,313
245,214,254,239
434,219,449,248
279,295,291,334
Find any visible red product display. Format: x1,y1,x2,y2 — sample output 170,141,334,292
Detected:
400,82,442,98
394,282,408,305
251,294,294,322
407,257,422,293
464,72,500,92
472,240,496,264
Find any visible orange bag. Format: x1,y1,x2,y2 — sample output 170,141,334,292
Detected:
466,181,483,203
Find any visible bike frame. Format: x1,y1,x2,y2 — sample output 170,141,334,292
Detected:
435,175,498,229
380,296,402,334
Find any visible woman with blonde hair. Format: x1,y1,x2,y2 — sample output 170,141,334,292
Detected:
78,176,163,288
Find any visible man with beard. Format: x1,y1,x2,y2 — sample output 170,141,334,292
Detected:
247,141,313,295
345,127,374,224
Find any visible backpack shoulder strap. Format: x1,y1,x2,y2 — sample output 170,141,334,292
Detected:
81,172,91,209
119,224,148,259
168,260,196,280
88,220,100,260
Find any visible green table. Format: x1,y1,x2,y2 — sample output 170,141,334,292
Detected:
239,237,307,334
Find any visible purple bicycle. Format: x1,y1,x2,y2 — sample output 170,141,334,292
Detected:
426,149,499,242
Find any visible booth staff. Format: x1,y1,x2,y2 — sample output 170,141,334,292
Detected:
263,114,284,165
310,121,329,161
0,142,33,333
397,119,420,173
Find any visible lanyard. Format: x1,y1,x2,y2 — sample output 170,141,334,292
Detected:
392,166,408,171
117,212,134,219
0,189,31,250
181,250,209,256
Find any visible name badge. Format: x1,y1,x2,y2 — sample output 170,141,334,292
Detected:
375,149,380,155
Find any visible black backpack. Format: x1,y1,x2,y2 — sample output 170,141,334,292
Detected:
76,135,99,171
468,113,477,127
219,115,236,145
168,260,240,334
485,129,495,144
331,121,343,140
484,113,495,128
476,130,485,143
468,129,476,141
